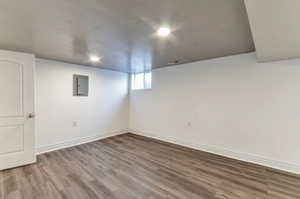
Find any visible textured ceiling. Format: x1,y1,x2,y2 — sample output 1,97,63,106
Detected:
0,0,254,73
245,0,300,62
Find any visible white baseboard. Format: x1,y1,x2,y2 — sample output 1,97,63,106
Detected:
36,130,128,154
129,129,300,175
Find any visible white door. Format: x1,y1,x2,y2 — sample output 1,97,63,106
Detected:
0,50,36,170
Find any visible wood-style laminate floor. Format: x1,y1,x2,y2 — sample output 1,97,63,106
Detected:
1,133,300,199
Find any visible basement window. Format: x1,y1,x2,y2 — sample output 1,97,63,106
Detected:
131,72,152,90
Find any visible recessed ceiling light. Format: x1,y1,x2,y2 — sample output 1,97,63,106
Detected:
89,55,101,62
157,26,171,37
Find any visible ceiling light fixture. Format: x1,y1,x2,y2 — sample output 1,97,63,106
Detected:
157,26,171,37
89,55,101,62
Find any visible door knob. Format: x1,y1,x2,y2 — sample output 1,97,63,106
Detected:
28,113,35,119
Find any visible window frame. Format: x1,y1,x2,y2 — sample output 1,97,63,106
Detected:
131,72,152,91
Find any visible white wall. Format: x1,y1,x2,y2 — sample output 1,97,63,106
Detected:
35,53,300,173
36,59,129,153
130,53,300,173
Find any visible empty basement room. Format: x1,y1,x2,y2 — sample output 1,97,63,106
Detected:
1,0,300,199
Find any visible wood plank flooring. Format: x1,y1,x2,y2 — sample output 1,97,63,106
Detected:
1,133,300,199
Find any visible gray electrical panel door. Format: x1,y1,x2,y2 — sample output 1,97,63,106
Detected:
73,75,89,96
